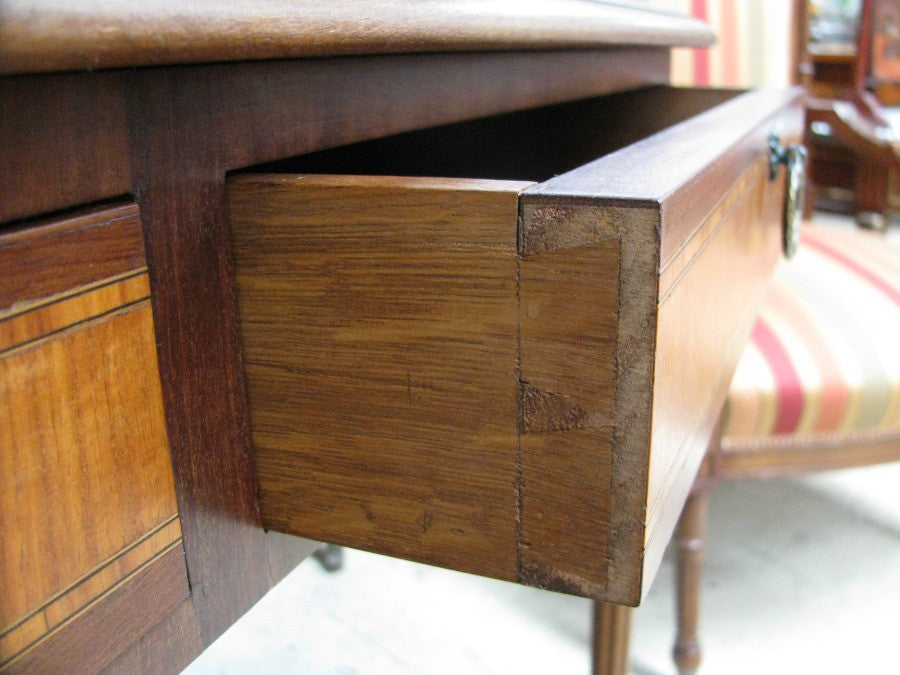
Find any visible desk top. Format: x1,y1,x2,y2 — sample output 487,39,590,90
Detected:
0,0,713,75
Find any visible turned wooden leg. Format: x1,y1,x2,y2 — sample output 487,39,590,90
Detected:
855,161,890,231
673,487,710,675
592,601,632,675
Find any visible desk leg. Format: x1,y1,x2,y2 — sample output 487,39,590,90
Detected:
673,487,709,675
592,601,632,675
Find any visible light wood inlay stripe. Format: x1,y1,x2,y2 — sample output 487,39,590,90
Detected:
658,157,768,302
648,172,768,531
0,539,187,672
0,517,182,661
1,298,180,651
0,203,144,313
0,272,150,352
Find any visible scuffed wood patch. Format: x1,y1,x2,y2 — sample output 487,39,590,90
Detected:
520,384,588,432
517,557,605,598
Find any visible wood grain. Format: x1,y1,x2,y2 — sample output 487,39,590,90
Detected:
99,599,202,675
518,202,660,604
2,544,189,674
116,47,673,648
240,82,718,190
229,174,526,581
718,429,900,478
243,87,796,603
124,68,275,645
0,0,712,75
0,274,149,351
0,298,181,654
526,87,806,266
641,157,784,597
2,27,800,669
228,87,799,606
593,602,632,675
518,89,801,604
106,47,665,658
0,75,131,224
0,203,144,313
2,47,671,226
517,216,622,597
1,518,182,661
0,206,186,667
215,49,672,173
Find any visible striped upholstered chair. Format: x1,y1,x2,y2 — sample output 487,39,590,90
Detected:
591,5,899,674
593,221,899,675
666,221,900,674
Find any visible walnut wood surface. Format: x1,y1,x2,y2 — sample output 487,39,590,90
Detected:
229,174,527,581
1,28,797,669
0,0,713,75
0,207,185,668
3,545,189,674
526,87,806,266
593,602,632,675
0,203,144,312
0,75,131,224
0,47,669,667
228,88,799,606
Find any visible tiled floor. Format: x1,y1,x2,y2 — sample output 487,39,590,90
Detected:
184,462,900,674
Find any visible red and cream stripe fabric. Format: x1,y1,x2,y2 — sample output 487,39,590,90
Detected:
722,224,900,441
642,0,794,88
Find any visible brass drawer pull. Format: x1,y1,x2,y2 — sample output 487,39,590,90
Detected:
769,132,808,258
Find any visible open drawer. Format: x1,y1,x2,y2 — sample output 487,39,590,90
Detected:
226,86,803,605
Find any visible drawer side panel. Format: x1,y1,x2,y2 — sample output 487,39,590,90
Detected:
230,174,526,581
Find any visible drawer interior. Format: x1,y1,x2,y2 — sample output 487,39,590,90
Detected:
240,86,742,182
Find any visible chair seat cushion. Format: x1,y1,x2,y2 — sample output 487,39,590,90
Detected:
722,223,900,442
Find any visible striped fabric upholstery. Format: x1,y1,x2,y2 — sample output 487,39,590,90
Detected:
722,224,900,443
640,0,794,88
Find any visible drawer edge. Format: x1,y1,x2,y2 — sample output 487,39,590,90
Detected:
522,86,806,266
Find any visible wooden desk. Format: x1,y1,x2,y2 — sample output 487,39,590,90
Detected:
0,3,799,671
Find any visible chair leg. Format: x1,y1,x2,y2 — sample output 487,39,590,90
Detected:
313,543,344,572
592,601,632,675
854,161,890,231
673,487,710,675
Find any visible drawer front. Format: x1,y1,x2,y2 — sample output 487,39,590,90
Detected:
228,86,803,605
520,87,803,602
0,205,188,671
